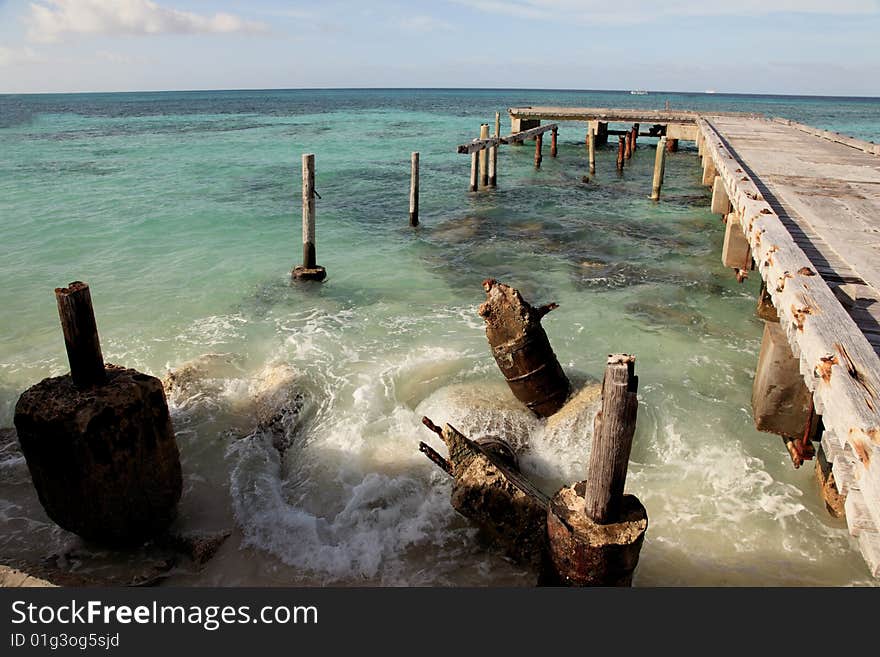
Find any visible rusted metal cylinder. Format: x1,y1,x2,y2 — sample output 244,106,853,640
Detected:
550,127,558,157
534,133,543,168
616,135,625,170
478,279,570,417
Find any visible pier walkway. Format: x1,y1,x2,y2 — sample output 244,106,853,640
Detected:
507,106,880,575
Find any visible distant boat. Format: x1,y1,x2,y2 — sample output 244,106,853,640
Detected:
704,89,717,94
630,90,648,95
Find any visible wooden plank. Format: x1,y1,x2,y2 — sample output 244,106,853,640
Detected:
456,124,559,155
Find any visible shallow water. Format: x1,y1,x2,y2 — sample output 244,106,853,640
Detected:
1,89,879,585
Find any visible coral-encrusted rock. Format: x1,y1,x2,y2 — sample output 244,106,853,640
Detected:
13,365,181,545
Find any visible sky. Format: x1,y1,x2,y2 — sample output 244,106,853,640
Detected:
0,0,879,95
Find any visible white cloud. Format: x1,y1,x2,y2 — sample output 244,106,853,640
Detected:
397,15,454,32
452,0,879,22
26,0,269,43
0,45,42,67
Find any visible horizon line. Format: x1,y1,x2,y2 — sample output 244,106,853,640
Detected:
2,86,879,101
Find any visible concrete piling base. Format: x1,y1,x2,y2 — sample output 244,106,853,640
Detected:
292,265,327,281
722,212,751,268
14,365,182,545
546,483,647,586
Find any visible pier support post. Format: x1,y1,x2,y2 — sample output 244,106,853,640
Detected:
666,138,679,153
631,123,639,153
751,321,814,439
546,354,647,586
535,133,543,168
479,124,489,188
697,130,705,158
591,121,609,146
587,127,596,174
490,112,500,187
469,151,479,192
55,282,106,388
650,136,668,201
624,130,633,160
616,135,625,170
816,444,846,517
409,152,419,227
292,153,327,281
710,175,730,214
756,282,779,322
721,212,751,268
701,154,717,186
14,282,182,545
550,127,558,158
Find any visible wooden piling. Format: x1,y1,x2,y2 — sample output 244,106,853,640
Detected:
587,127,596,174
535,133,543,168
469,151,479,192
624,130,633,160
631,123,639,153
302,153,316,268
479,124,489,187
650,136,668,201
666,138,679,153
490,112,500,187
616,135,625,170
584,354,639,523
545,354,647,586
550,127,558,158
55,282,106,388
409,151,419,227
292,153,326,281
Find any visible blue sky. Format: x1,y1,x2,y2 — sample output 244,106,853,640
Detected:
0,0,878,95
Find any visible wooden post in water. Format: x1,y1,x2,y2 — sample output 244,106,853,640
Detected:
409,151,419,227
545,354,647,586
588,127,596,174
55,282,106,388
469,151,479,192
534,133,543,168
624,130,633,160
631,123,639,153
479,124,490,187
292,153,326,281
584,355,639,523
616,135,625,170
489,112,500,187
550,127,558,157
650,136,668,201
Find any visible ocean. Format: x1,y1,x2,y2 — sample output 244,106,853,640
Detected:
1,88,879,585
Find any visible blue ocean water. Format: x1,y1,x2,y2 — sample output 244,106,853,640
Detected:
1,89,879,585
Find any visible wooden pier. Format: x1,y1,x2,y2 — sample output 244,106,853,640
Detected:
503,106,880,576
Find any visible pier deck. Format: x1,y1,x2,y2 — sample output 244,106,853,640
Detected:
507,106,880,575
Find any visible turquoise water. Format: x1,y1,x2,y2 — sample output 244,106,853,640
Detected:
1,89,879,585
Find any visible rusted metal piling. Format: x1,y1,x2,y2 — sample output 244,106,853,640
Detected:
616,135,625,170
409,151,419,227
546,354,647,586
292,153,327,281
550,126,558,157
624,130,633,160
535,133,543,168
478,279,570,418
14,282,182,545
650,136,668,201
666,138,679,152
